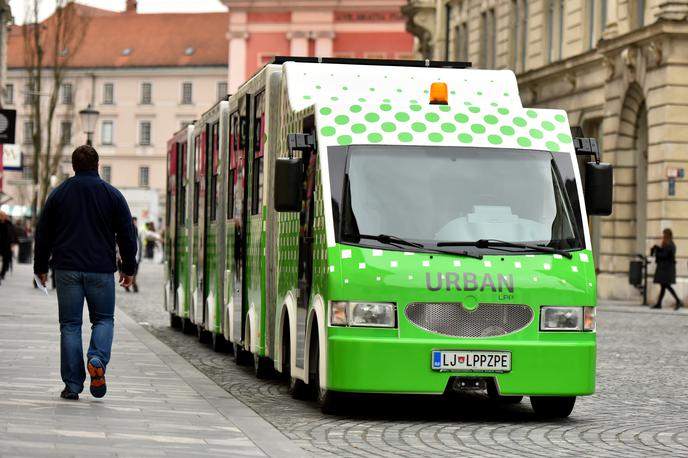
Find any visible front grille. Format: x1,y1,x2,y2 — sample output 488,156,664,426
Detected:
404,303,533,338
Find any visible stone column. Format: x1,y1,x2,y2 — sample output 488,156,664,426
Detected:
289,31,309,57
314,31,335,57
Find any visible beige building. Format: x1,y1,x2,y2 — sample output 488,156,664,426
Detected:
403,0,688,300
2,2,228,223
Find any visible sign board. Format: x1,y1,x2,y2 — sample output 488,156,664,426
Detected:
0,109,16,144
2,144,21,170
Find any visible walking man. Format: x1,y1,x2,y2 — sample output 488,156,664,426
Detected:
34,145,137,400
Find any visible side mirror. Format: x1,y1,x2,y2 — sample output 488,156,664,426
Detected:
585,162,613,216
274,157,302,212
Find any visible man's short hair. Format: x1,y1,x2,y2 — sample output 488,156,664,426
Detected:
72,145,99,172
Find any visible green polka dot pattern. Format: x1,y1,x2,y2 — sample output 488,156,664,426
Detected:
309,93,572,154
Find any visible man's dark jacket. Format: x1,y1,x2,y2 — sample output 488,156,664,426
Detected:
34,170,137,276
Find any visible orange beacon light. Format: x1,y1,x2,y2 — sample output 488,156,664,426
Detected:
429,82,449,105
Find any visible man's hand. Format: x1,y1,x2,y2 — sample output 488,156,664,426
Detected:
119,273,134,288
37,273,48,287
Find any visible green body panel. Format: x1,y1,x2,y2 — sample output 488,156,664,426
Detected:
247,213,264,351
321,245,596,394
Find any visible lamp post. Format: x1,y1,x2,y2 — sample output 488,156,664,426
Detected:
78,104,99,146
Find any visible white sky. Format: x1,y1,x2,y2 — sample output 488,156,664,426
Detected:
9,0,228,24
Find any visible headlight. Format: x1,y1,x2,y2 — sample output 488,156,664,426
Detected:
330,301,396,328
540,306,595,331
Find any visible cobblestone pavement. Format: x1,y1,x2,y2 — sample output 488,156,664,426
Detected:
0,264,304,458
120,262,688,458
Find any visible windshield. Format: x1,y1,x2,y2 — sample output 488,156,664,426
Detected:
338,145,583,251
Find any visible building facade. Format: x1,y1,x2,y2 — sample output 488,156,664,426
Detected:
221,0,415,92
404,0,688,300
1,2,228,223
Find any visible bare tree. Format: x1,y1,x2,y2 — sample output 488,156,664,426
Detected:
23,0,89,221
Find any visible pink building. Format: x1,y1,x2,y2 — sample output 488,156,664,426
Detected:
221,1,415,92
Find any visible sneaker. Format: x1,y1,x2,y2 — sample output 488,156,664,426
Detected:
60,387,79,400
87,359,107,398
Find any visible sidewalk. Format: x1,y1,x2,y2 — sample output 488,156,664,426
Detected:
0,264,306,458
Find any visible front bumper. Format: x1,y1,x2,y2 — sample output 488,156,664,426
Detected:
327,334,595,396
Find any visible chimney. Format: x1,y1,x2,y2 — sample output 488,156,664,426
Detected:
125,0,137,13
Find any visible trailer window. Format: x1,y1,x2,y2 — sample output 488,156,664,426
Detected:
193,137,201,224
338,145,584,253
227,112,239,219
208,123,219,222
251,91,265,216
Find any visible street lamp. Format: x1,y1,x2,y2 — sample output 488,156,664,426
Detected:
78,104,99,146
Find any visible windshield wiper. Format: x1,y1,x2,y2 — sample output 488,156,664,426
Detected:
346,234,483,259
437,238,573,259
347,233,424,248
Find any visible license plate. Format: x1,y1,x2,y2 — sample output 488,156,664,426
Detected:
431,350,511,372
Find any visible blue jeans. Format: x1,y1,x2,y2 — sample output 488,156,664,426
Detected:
55,270,115,394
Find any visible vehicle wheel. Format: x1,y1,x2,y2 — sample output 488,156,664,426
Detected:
181,318,195,335
233,343,252,366
254,354,274,379
487,382,523,404
313,343,341,414
289,376,311,400
530,396,576,419
197,325,212,344
169,313,182,329
212,333,228,352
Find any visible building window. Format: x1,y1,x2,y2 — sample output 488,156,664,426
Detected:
23,121,33,144
23,83,35,105
587,0,608,49
141,82,152,104
480,9,496,69
101,165,111,183
101,120,114,145
630,0,645,28
59,121,72,145
181,82,193,104
511,0,529,71
61,83,73,104
139,121,151,145
139,166,149,187
546,0,565,63
454,22,469,62
103,83,114,104
217,81,227,101
4,83,13,105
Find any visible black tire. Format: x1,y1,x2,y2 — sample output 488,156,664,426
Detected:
487,382,523,404
530,396,576,419
169,313,182,329
212,333,228,352
254,354,274,379
181,318,195,335
313,340,341,414
197,325,212,344
289,376,311,400
233,343,252,366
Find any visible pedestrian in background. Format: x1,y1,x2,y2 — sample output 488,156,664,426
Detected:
651,228,684,310
124,217,142,293
34,145,137,401
0,211,18,281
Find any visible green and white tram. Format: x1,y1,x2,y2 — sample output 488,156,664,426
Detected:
165,57,613,417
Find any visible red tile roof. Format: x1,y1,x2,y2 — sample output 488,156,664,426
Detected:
8,4,228,69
